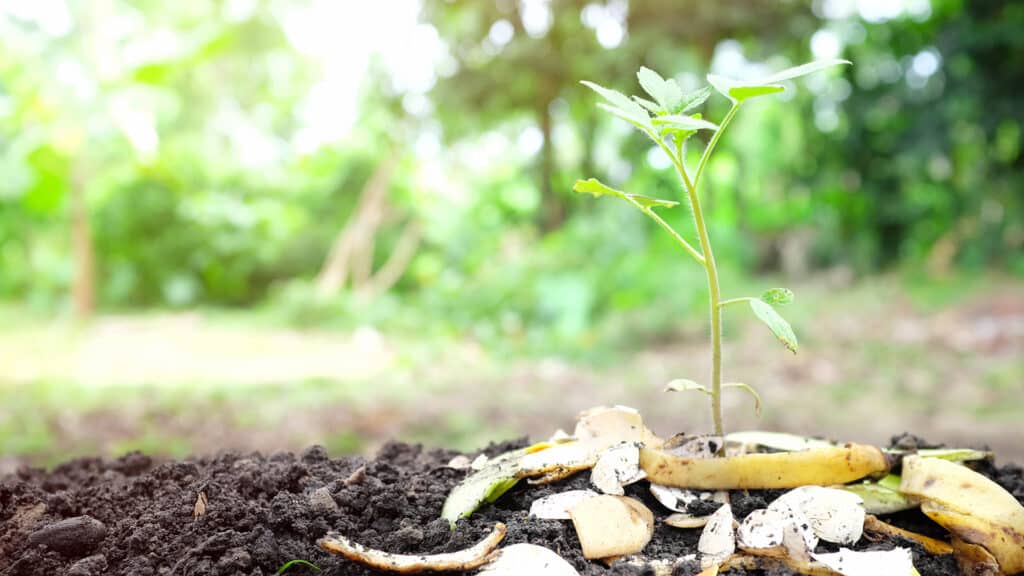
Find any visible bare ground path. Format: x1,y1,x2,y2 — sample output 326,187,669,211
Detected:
1,276,1021,471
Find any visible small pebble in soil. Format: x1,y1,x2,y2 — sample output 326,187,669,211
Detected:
308,486,339,514
28,516,107,557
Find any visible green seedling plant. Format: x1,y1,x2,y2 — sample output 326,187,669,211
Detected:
576,58,850,440
275,559,321,574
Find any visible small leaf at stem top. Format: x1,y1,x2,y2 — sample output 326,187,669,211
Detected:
749,300,798,353
581,81,653,131
761,288,794,306
637,66,683,112
677,86,713,114
652,114,719,133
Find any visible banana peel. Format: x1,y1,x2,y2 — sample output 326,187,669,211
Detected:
639,443,889,489
899,455,1024,575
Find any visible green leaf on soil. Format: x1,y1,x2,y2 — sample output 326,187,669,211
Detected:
276,559,321,574
573,178,678,210
760,288,794,306
841,475,918,515
749,299,798,353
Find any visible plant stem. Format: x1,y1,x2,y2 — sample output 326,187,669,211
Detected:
718,297,755,308
694,103,741,189
656,104,742,440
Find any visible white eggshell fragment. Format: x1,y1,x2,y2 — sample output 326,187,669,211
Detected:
665,513,711,529
479,543,581,576
569,495,654,560
737,508,786,550
770,486,865,545
811,547,915,576
573,405,662,450
529,490,599,520
697,503,735,569
649,484,699,512
591,443,645,495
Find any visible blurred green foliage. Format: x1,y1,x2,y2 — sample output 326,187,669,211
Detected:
0,0,1021,341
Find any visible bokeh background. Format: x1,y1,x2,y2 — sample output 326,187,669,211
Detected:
1,0,1022,471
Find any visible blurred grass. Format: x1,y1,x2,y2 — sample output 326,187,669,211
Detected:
1,270,1022,469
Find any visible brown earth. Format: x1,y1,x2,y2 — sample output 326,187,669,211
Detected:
2,436,1022,576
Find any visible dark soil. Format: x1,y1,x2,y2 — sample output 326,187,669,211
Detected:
2,436,1022,576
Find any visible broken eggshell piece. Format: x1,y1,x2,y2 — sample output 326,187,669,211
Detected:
769,486,865,545
529,490,599,520
569,495,654,560
591,442,646,495
697,503,735,569
811,547,915,576
478,543,581,576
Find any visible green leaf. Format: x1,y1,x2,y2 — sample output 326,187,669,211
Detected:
582,81,653,131
723,382,762,417
840,475,917,515
676,86,713,114
760,58,853,84
664,379,712,396
632,96,662,114
652,114,719,133
708,59,851,102
760,288,794,306
749,300,798,353
707,75,784,102
637,67,682,111
573,178,678,210
276,559,321,574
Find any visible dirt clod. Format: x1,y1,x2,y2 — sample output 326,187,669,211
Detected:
27,516,107,557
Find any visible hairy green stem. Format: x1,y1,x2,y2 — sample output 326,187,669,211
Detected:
653,104,742,440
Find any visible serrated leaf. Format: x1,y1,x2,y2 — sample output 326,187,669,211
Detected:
761,288,794,306
652,114,719,133
573,178,677,210
749,300,798,353
676,86,713,114
708,59,851,102
664,379,712,396
637,67,682,112
582,81,653,131
723,383,762,417
632,96,662,114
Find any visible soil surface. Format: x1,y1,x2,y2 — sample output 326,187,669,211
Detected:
2,436,1022,576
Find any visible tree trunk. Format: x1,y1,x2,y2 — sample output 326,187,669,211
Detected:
315,154,396,297
538,101,564,233
70,167,95,320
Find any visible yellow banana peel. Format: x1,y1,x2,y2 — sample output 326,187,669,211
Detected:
899,455,1024,575
639,443,889,489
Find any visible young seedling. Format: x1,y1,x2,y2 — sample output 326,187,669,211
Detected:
576,58,850,439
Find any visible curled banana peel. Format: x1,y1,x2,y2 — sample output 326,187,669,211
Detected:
863,515,953,555
899,455,1024,575
318,522,506,573
639,443,890,489
719,553,841,576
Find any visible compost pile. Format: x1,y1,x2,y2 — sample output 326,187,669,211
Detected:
1,409,1022,576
